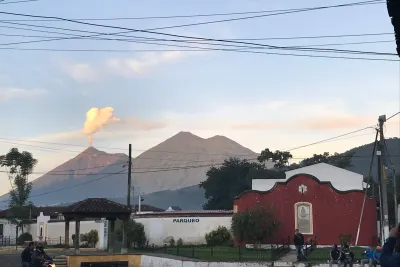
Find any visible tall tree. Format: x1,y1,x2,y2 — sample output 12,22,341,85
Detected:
0,148,37,234
200,158,284,210
258,149,293,169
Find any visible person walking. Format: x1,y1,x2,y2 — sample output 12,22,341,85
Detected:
329,244,342,267
21,241,34,267
294,229,305,261
380,225,400,267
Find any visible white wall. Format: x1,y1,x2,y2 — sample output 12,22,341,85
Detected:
135,216,232,246
253,163,364,192
0,218,17,239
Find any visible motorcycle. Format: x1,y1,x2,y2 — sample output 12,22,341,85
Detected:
42,259,56,267
42,260,56,267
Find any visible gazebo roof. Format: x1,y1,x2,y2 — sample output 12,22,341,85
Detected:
62,198,131,220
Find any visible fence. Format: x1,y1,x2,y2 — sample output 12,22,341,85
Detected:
303,236,317,257
0,236,16,246
134,237,292,262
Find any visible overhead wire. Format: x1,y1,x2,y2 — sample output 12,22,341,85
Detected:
0,3,396,59
0,0,384,21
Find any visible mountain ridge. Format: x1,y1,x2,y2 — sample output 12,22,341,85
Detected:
0,131,260,208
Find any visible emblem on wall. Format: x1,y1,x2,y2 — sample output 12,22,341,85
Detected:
298,184,307,194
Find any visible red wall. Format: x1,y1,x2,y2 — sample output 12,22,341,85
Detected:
233,174,377,246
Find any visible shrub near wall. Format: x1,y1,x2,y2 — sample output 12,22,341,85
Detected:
205,226,232,246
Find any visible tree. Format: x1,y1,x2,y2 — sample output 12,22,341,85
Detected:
231,205,279,247
115,219,147,248
289,151,354,170
0,148,37,234
258,149,293,169
200,158,285,210
80,230,99,248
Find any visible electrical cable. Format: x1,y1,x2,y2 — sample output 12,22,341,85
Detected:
0,5,397,59
0,0,37,4
0,0,383,21
284,126,376,151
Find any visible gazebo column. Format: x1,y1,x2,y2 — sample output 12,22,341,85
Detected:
108,219,116,253
121,219,128,254
64,220,70,249
75,219,81,254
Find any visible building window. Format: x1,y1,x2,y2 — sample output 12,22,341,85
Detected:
294,202,313,234
0,224,3,236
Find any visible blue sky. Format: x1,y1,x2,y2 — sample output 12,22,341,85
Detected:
0,0,399,194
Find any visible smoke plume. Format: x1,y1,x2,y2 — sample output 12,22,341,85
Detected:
83,107,120,146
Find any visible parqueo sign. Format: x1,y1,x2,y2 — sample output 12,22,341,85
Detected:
172,218,200,223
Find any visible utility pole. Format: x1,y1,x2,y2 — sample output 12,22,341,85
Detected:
393,167,399,225
127,144,132,209
378,115,390,242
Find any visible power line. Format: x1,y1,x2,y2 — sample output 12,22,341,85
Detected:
0,0,38,4
285,126,377,151
0,0,383,21
0,3,396,59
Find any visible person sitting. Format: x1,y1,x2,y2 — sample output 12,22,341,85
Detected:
341,245,354,267
371,246,382,266
360,246,374,267
329,244,342,267
21,241,34,267
31,243,52,267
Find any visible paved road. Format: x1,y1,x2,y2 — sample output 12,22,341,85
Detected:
0,252,62,267
0,254,20,267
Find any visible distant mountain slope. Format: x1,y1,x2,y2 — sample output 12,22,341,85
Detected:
0,132,259,208
348,137,400,180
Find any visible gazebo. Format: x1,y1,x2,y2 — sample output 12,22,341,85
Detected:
61,198,131,253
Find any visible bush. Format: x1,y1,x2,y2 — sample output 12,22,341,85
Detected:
177,238,184,246
231,205,279,247
115,219,147,248
339,234,352,246
205,226,232,246
80,230,99,248
18,232,33,245
169,237,175,247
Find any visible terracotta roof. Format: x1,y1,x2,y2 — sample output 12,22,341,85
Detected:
133,204,164,212
65,198,131,214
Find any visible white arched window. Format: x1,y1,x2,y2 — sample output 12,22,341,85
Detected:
294,202,313,235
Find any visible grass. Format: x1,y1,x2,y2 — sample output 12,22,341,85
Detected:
307,247,366,262
136,246,275,261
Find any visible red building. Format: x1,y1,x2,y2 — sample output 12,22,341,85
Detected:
233,174,378,246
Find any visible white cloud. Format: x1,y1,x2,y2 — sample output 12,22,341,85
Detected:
107,51,186,76
62,63,101,83
0,87,46,101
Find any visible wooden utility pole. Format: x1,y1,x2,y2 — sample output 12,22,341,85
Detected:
127,144,132,208
378,115,390,243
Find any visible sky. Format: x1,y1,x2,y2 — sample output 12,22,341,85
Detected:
0,0,399,195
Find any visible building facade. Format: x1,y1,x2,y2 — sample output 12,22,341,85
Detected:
234,173,377,246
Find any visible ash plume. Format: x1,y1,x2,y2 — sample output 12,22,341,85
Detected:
83,107,120,146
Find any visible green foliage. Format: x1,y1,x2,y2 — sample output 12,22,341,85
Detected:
115,219,147,248
200,158,285,210
17,232,32,245
258,149,293,169
290,151,354,170
169,237,175,247
231,205,280,246
1,148,37,231
177,238,183,246
205,226,232,246
80,230,99,248
339,234,352,246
